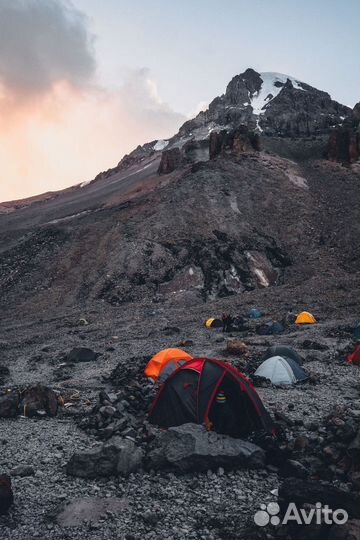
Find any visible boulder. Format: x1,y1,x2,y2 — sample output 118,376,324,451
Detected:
67,347,99,362
19,384,58,417
279,477,360,519
147,423,265,473
67,437,143,478
10,465,35,477
0,474,13,515
0,391,19,418
226,339,248,356
281,459,309,479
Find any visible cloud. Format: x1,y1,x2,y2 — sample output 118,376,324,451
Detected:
118,68,185,133
187,100,209,119
0,1,185,202
0,0,95,99
0,72,185,202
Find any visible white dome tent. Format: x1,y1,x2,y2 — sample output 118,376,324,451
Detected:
254,355,308,385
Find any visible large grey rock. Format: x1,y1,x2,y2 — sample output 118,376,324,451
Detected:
0,391,19,418
279,478,360,519
10,465,35,477
148,423,265,473
67,347,99,363
19,384,58,417
66,437,143,478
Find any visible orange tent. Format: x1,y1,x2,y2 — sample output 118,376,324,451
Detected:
145,348,193,381
295,311,317,324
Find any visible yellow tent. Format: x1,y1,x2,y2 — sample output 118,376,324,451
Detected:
205,318,223,329
295,311,317,324
144,348,192,381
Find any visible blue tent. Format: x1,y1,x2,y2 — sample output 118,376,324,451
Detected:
248,308,264,319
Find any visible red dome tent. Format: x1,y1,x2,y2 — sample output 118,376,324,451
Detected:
149,358,274,438
347,345,360,365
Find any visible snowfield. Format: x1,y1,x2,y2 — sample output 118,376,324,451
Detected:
153,139,169,151
250,72,306,115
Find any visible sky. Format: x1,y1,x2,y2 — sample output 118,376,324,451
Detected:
0,0,359,202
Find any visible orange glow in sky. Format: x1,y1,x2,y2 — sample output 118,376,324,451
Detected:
0,80,183,202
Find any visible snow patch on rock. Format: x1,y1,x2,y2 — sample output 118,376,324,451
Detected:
80,179,92,188
153,140,169,151
254,268,270,287
251,72,306,115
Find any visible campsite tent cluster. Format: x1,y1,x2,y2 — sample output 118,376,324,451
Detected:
144,316,359,440
144,342,308,438
145,351,275,437
205,310,318,334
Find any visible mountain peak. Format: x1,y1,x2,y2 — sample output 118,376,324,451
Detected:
179,68,350,138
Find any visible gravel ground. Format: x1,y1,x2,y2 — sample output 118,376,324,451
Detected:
0,416,279,540
0,295,359,539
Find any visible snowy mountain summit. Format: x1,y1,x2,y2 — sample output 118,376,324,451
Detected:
118,67,357,177
247,72,306,116
179,67,350,138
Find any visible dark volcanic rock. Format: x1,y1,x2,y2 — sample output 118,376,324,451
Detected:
279,477,360,518
158,147,185,174
67,347,99,362
19,384,58,417
147,423,266,472
209,127,260,159
67,437,143,478
0,390,19,418
281,459,309,479
327,100,360,163
328,126,360,163
0,474,13,515
10,464,35,477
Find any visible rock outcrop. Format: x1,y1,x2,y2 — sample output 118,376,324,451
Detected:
158,147,185,174
147,423,266,472
67,437,143,478
327,101,360,163
209,127,260,159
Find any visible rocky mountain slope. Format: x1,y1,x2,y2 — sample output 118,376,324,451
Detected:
0,68,360,540
0,68,359,317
